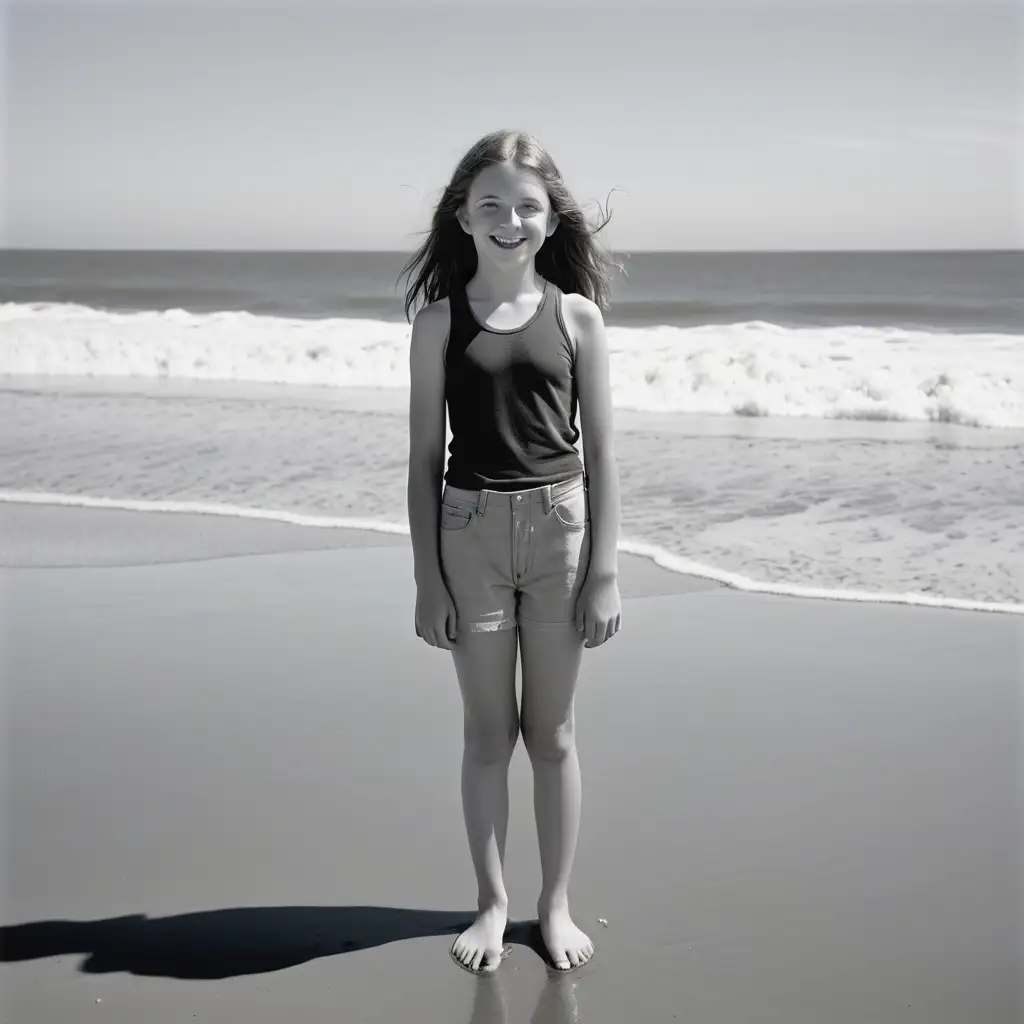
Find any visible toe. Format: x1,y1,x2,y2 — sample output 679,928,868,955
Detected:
567,949,581,968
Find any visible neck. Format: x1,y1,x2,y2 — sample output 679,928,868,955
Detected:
465,261,544,304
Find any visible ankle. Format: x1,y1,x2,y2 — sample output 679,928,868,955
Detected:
478,893,509,912
537,892,569,915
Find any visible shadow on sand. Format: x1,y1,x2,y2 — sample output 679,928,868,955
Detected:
0,904,567,979
2,906,591,1022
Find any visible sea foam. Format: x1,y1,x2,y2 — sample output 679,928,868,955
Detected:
2,301,1021,428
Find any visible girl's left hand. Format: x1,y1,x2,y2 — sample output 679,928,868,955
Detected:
575,574,622,648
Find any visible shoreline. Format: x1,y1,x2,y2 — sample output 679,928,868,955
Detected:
2,491,1020,616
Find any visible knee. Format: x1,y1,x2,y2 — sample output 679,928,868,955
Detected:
522,720,576,763
464,719,520,764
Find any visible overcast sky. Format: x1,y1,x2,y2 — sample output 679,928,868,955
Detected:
4,0,1020,251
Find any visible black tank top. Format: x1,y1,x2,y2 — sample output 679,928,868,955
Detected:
443,277,585,491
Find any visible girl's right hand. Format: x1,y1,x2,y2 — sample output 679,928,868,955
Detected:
415,578,458,650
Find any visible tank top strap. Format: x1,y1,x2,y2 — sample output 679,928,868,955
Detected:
445,277,474,365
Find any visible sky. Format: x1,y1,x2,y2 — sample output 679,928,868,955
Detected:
3,0,1020,251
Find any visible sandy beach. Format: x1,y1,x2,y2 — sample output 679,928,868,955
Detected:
1,501,1019,1023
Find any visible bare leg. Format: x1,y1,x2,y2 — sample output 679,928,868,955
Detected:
449,627,520,973
518,620,594,970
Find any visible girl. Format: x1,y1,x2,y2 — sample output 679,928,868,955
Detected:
398,130,623,975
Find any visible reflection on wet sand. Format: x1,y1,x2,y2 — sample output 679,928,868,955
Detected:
467,967,580,1024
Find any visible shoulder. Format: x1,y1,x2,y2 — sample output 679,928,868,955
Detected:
409,296,452,377
411,296,453,358
561,292,606,355
412,295,452,339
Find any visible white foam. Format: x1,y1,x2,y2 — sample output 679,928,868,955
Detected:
2,302,1021,428
2,490,1020,617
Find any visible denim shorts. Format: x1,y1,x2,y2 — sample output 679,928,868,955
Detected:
439,473,591,634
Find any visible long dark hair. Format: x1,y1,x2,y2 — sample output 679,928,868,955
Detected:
395,129,626,323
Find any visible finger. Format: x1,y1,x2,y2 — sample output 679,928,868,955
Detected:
576,609,585,634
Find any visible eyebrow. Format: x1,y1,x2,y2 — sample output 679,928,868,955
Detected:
477,194,544,202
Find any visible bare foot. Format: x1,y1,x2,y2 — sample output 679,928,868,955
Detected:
538,900,594,970
451,901,509,973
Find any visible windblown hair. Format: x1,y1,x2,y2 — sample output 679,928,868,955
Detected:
396,130,626,323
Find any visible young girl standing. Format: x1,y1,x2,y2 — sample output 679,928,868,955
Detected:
399,130,623,975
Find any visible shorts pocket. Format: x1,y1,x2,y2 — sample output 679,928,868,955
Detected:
550,487,588,530
440,503,473,531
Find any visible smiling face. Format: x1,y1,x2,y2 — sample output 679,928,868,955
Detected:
457,161,559,264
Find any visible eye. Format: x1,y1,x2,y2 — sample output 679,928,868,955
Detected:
478,201,542,212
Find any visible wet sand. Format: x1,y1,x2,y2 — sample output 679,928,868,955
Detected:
1,503,1020,1023
4,374,1021,608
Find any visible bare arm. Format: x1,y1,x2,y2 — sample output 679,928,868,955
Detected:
406,301,450,586
572,295,620,581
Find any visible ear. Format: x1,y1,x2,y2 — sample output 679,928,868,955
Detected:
456,204,472,235
546,211,560,238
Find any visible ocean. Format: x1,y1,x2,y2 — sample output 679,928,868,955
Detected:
1,248,1021,612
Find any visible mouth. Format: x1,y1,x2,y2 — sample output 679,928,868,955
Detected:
490,236,526,250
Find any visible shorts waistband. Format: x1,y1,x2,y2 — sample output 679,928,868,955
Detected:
442,474,585,516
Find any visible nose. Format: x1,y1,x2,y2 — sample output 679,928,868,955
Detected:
500,208,522,229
